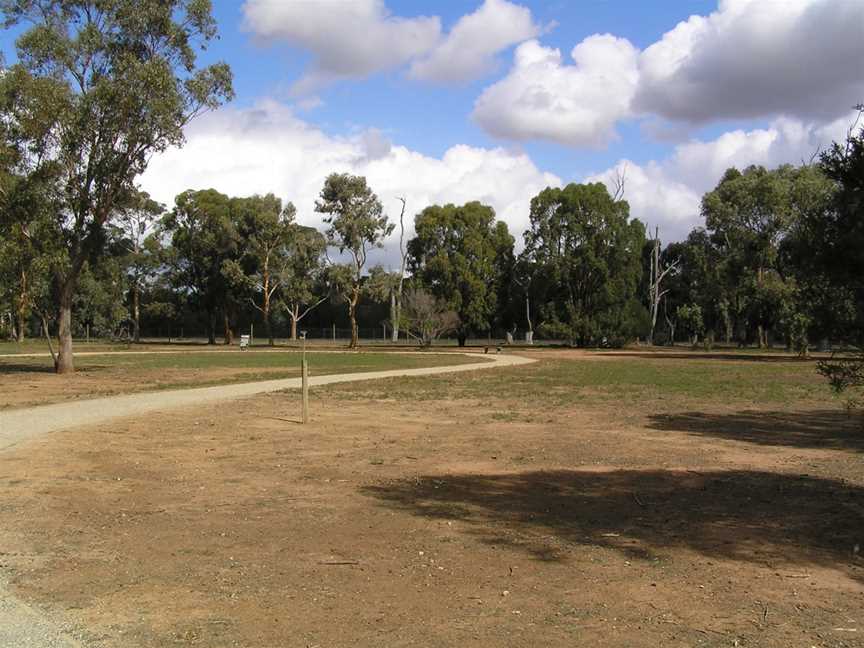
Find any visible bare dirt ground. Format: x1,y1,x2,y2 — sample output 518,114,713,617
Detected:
0,351,862,647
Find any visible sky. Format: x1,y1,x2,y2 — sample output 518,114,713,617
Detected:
6,0,864,266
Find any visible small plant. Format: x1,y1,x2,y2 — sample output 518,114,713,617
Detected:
817,351,864,412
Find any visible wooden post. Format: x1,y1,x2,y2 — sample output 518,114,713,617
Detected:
301,333,309,424
250,323,254,346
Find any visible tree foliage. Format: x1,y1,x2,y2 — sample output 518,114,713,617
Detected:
521,182,645,346
408,201,513,346
0,0,232,371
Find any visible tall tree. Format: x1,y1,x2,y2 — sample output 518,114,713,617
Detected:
225,194,295,346
1,0,232,372
408,202,514,346
315,173,392,349
114,191,164,342
522,182,646,346
279,225,328,341
162,189,239,345
645,227,679,345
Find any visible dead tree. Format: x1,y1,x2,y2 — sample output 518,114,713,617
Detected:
390,197,409,342
648,226,679,345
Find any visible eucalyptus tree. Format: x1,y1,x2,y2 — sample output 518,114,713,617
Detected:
522,182,645,346
408,201,514,346
0,0,232,372
114,191,164,342
279,225,328,341
162,189,239,345
315,173,392,348
225,194,294,346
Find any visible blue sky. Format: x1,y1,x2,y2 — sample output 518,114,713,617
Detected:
203,0,722,179
4,0,863,252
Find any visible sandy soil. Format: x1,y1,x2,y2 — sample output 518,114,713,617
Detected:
0,355,861,647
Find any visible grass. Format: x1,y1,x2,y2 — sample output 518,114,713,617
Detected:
0,349,486,376
320,354,837,410
0,349,491,409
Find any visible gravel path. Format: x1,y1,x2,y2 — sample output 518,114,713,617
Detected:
0,352,534,648
0,352,533,451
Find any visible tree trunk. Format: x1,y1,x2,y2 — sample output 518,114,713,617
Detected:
290,314,298,341
390,292,400,342
348,288,360,349
55,289,74,374
265,311,274,347
457,332,467,347
132,282,141,343
16,308,25,343
16,269,28,343
223,310,234,345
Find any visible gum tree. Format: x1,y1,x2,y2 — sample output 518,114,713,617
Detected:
1,0,233,372
315,173,392,349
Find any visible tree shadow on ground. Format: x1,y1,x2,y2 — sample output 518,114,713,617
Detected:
363,469,863,578
0,363,105,374
607,351,814,363
648,410,863,451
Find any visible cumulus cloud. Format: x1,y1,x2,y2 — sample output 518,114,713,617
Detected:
242,0,441,94
472,35,640,148
585,111,860,240
139,100,561,265
473,0,863,148
633,0,864,123
409,0,541,83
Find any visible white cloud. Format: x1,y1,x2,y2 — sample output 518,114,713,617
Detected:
139,100,561,266
409,0,541,83
472,0,863,148
634,0,864,123
472,35,640,148
586,111,860,240
242,0,441,94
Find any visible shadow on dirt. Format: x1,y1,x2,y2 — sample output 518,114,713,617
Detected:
0,362,106,374
648,409,863,451
363,469,863,578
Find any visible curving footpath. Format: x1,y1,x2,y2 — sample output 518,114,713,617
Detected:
0,351,535,647
1,351,534,451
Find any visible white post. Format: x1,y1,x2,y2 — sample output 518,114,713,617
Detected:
250,323,254,346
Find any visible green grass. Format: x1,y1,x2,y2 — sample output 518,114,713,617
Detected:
320,355,836,409
0,349,486,373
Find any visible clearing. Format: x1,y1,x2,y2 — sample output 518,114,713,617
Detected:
0,346,485,410
0,349,861,647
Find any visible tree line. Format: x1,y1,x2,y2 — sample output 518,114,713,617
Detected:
1,2,862,392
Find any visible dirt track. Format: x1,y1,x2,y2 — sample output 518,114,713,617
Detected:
0,352,533,451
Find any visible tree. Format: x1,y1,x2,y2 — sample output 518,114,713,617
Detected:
226,194,295,346
1,0,232,372
162,189,239,345
676,304,704,347
315,173,393,349
279,225,328,341
646,227,679,345
402,288,459,346
0,169,56,343
522,182,645,346
812,106,864,407
390,197,409,341
409,201,514,346
114,191,164,342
